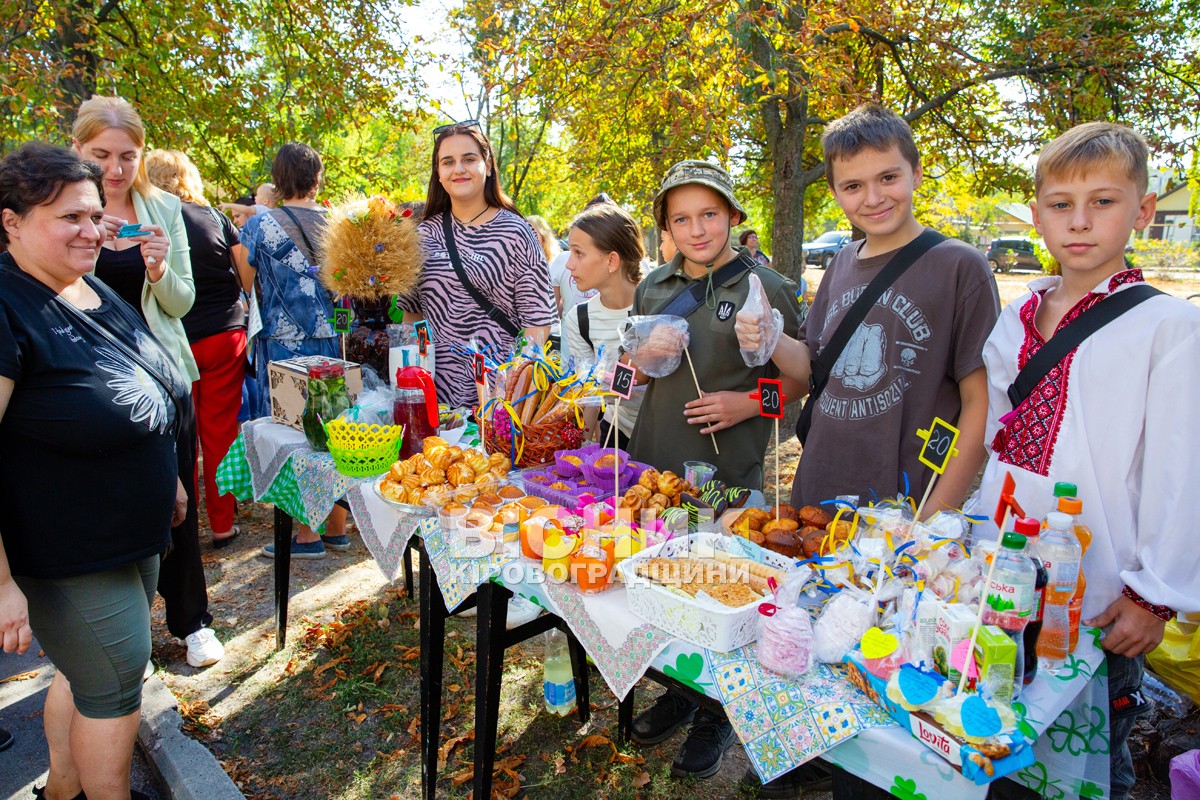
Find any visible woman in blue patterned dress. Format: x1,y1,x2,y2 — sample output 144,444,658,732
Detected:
234,142,348,558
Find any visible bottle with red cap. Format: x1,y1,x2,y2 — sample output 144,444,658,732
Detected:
1015,517,1048,686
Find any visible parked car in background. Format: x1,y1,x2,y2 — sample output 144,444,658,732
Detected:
803,230,853,268
986,237,1041,273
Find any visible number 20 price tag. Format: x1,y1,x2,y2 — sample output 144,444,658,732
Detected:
917,417,961,474
473,353,489,386
754,378,784,419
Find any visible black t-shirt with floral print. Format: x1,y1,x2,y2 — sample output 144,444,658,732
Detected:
0,251,185,578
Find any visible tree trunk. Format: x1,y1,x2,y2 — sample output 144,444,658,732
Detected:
52,0,101,133
770,119,807,284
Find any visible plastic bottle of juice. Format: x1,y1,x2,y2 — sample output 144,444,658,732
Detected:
1015,518,1048,686
1054,497,1092,651
1036,511,1083,669
543,628,576,716
982,527,1037,694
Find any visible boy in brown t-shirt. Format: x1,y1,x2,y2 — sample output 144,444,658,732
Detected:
739,103,998,515
735,104,999,795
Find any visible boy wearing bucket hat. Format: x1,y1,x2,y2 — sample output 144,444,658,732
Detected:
625,160,803,779
626,160,803,491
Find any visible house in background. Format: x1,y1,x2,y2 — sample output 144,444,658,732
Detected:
1146,181,1198,246
995,202,1034,236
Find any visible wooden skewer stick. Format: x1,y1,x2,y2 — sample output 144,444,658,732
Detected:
958,505,1011,694
683,348,719,455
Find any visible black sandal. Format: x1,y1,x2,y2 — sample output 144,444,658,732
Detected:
212,524,240,550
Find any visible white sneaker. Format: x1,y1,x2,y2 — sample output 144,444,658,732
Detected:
505,597,542,630
185,628,225,668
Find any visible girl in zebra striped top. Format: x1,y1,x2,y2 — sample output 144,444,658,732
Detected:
398,122,555,408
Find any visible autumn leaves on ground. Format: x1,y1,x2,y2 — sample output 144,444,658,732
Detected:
152,505,762,800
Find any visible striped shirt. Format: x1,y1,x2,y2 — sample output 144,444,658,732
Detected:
401,209,555,407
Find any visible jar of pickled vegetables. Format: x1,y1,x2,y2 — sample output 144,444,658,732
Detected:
302,362,352,451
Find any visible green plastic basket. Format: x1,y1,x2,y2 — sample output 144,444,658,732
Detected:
325,419,404,477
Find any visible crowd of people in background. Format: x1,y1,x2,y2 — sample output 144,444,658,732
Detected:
0,91,1195,800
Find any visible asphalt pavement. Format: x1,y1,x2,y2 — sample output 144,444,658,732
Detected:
1,640,165,800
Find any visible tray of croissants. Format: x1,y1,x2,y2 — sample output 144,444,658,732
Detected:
723,503,855,560
375,435,513,514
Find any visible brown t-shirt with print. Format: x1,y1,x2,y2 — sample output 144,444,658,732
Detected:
792,231,999,508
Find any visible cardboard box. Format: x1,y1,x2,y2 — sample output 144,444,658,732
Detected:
842,650,1033,785
268,356,363,431
974,625,1018,703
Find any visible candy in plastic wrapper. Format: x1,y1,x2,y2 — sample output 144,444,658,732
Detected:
757,574,815,678
813,591,876,663
620,315,690,378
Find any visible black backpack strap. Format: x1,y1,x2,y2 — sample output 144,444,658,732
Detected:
657,254,753,320
576,301,592,350
796,229,946,445
1006,283,1162,410
441,212,520,337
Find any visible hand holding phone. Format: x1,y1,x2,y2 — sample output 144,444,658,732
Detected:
117,223,152,239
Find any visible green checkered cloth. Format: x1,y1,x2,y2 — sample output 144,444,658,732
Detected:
215,418,481,528
215,433,311,525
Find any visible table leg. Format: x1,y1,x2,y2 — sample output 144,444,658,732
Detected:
402,540,415,599
418,542,448,800
562,622,590,725
273,506,293,651
617,688,635,744
473,580,512,800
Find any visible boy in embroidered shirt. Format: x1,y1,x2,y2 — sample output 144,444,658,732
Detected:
974,122,1200,800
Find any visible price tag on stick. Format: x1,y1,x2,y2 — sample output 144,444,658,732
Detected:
752,378,785,419
917,417,961,475
332,307,353,334
415,320,430,357
610,362,636,400
473,353,489,386
750,379,786,512
907,416,963,539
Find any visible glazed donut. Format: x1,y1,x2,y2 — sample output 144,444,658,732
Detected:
388,459,416,481
638,468,661,492
426,446,454,471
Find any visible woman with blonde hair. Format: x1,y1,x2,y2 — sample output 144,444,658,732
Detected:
144,149,250,564
73,97,223,670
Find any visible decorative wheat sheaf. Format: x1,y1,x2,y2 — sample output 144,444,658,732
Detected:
317,194,424,300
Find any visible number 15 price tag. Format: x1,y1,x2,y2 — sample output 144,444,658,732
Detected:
610,362,636,400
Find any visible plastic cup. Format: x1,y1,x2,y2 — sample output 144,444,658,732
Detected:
683,460,716,487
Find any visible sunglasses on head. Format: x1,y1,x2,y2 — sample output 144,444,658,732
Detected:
433,119,482,138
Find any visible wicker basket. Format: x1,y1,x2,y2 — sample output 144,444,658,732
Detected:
483,413,585,469
325,419,404,477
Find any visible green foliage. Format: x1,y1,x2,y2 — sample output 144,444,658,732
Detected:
0,0,422,196
1130,238,1200,272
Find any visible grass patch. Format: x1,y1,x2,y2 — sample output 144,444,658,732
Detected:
206,581,759,800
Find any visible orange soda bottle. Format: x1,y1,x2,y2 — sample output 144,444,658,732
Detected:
1056,496,1092,652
